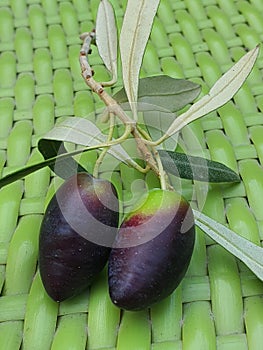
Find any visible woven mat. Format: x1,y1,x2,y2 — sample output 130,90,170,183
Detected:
1,0,263,349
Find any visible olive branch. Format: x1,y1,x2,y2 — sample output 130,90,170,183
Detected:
78,29,259,190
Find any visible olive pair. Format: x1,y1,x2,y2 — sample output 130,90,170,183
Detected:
39,173,195,311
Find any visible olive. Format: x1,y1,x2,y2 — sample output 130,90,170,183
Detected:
39,172,119,302
108,189,195,310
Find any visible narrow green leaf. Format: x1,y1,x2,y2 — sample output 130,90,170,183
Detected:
39,117,136,167
164,46,260,139
0,116,141,188
120,0,160,119
96,0,118,84
38,139,86,179
194,210,263,281
0,145,103,189
114,76,201,112
159,150,240,183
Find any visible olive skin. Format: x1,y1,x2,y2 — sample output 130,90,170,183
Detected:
39,172,119,302
108,189,195,311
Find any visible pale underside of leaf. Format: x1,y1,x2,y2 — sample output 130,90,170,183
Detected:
164,46,260,138
41,117,137,167
120,0,160,119
194,210,263,281
96,0,118,84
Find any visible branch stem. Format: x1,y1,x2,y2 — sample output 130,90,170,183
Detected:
79,31,160,176
93,113,116,178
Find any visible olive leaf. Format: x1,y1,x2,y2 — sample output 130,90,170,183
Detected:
96,0,118,85
159,150,240,183
38,139,86,179
194,210,263,281
120,0,160,119
0,117,139,188
114,75,201,112
38,117,137,169
163,46,260,140
0,144,102,189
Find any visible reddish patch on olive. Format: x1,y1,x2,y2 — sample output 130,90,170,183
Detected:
39,172,119,302
108,189,195,311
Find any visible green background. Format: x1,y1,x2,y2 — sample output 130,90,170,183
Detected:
0,0,263,349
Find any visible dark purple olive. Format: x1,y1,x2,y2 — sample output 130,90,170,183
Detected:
39,172,119,302
108,189,195,311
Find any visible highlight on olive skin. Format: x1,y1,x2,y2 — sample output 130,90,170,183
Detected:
38,172,119,302
108,189,195,311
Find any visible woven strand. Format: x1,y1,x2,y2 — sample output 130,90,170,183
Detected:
0,0,263,349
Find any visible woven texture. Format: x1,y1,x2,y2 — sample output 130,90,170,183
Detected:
1,0,263,349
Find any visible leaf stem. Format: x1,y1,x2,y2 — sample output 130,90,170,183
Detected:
93,113,115,178
137,124,170,190
155,151,167,190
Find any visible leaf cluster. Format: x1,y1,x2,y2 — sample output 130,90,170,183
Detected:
0,76,240,187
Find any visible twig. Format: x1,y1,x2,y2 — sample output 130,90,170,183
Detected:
79,31,160,175
80,32,132,125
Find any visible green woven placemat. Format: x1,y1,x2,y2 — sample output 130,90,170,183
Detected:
1,0,263,349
